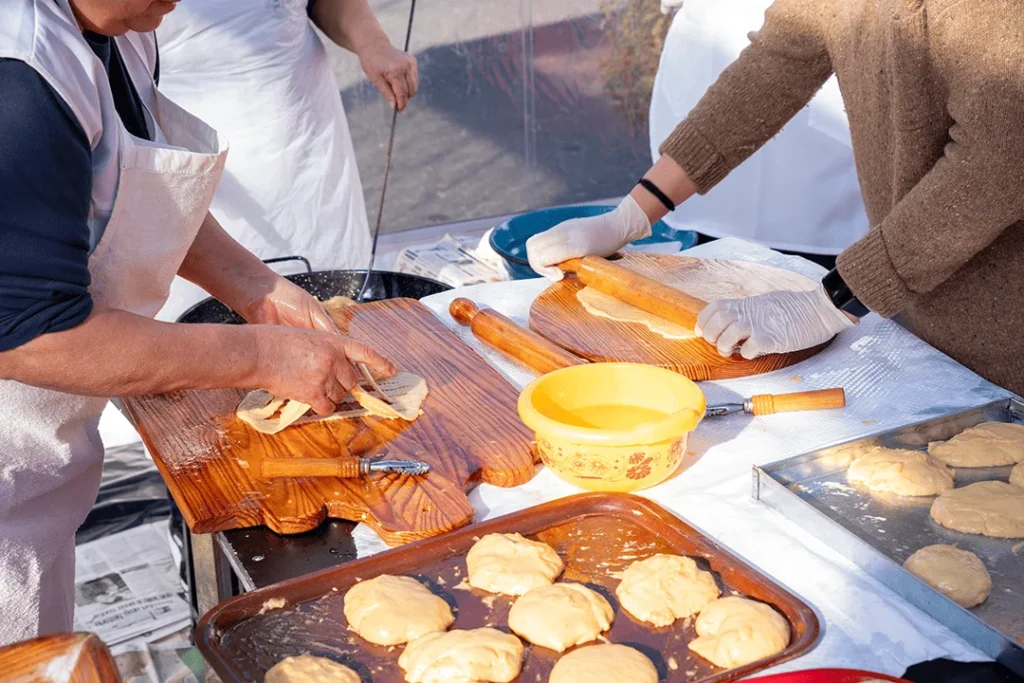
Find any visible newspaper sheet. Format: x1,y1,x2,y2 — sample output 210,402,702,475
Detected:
73,521,191,647
393,234,505,287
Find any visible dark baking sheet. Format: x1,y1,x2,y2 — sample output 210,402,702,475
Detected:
197,493,818,682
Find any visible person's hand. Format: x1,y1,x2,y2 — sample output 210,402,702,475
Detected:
525,196,652,280
360,40,419,112
695,286,857,359
242,276,340,334
253,326,397,415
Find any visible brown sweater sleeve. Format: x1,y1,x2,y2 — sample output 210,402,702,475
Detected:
837,3,1024,317
658,0,833,193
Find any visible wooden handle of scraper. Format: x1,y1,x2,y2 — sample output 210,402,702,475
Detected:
558,255,707,330
261,458,360,479
449,298,587,375
747,388,846,416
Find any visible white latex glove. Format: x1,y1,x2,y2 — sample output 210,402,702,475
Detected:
694,286,856,359
525,195,652,280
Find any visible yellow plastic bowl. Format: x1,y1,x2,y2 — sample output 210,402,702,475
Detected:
518,363,705,492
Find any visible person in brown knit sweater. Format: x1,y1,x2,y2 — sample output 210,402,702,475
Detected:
527,0,1024,395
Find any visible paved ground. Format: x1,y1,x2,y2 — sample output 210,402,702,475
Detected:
321,0,663,234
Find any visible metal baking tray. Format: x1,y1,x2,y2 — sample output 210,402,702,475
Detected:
197,493,819,682
753,398,1024,675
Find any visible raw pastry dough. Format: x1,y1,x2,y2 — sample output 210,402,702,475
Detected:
350,372,428,421
265,655,360,683
615,553,720,627
236,390,311,434
548,643,658,683
928,422,1024,467
904,544,992,608
687,596,790,670
466,533,563,596
1010,461,1024,488
929,481,1024,538
343,575,454,646
507,582,613,651
397,628,523,683
235,372,429,434
577,287,695,339
846,447,954,496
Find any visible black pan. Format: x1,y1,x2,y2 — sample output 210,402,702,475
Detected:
176,256,451,324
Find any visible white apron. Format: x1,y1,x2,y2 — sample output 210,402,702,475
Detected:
0,0,226,644
649,0,869,255
153,0,372,322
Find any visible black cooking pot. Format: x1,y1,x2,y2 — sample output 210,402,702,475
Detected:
176,256,452,324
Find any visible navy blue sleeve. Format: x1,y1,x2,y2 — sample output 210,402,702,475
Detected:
0,59,94,352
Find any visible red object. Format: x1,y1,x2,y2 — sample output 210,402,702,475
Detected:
745,669,911,683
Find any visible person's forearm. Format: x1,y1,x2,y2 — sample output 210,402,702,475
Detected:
177,212,279,323
0,306,262,397
311,0,389,54
628,155,699,225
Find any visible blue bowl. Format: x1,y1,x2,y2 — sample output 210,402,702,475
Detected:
490,205,696,280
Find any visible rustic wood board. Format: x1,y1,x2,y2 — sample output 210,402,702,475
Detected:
0,632,121,683
530,253,828,380
123,298,536,544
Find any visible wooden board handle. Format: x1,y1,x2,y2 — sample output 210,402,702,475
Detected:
568,255,707,330
748,388,846,416
261,458,360,479
449,298,586,375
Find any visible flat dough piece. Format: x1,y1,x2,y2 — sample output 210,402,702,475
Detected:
904,544,992,608
615,553,720,627
343,575,454,646
577,287,695,339
397,628,523,683
466,533,563,596
847,447,954,497
1010,461,1024,489
688,596,790,670
235,372,428,434
928,422,1024,467
350,372,429,421
265,655,360,683
236,390,312,434
548,643,658,683
930,481,1024,538
507,582,613,651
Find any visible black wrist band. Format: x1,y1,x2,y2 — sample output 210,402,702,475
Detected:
637,178,676,213
822,268,870,318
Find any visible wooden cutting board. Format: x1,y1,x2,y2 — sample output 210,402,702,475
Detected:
123,298,536,545
530,253,828,380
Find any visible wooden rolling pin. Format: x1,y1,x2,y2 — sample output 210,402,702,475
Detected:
449,298,586,376
558,255,707,330
450,297,846,416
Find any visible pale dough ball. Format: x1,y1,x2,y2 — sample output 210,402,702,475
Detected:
548,644,658,683
397,628,523,683
930,481,1024,538
928,422,1024,467
688,596,790,669
466,533,563,596
1011,461,1024,489
507,583,613,652
846,447,954,496
265,655,360,683
343,575,454,646
904,544,992,608
615,553,720,627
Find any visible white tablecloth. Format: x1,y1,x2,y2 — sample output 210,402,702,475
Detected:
356,238,1011,676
